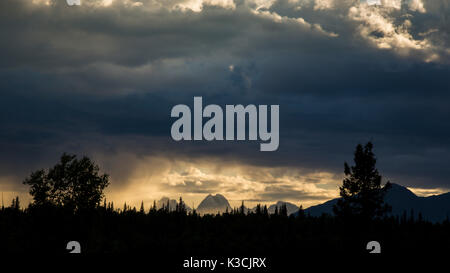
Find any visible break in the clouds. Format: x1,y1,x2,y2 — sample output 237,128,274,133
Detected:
0,0,449,207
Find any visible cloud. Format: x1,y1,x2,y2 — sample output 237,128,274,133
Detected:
257,185,328,201
348,2,435,60
101,155,340,207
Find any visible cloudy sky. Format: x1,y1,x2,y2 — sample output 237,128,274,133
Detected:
0,0,449,209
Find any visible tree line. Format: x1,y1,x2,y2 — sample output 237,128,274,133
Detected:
0,142,449,256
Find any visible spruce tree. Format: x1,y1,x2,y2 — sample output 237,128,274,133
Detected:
297,205,305,219
333,142,391,221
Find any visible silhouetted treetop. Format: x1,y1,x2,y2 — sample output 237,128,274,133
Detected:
333,142,391,221
23,153,109,212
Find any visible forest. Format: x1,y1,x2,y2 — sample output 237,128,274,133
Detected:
1,143,449,266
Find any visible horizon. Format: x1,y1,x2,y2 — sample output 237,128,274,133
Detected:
3,180,449,211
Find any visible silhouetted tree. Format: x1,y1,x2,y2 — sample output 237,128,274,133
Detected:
279,204,288,217
402,210,407,224
150,200,157,214
239,201,245,215
23,153,109,212
333,142,391,221
10,196,20,211
176,197,186,214
263,205,268,216
255,204,262,215
410,208,415,222
140,201,145,214
297,205,305,219
165,199,171,212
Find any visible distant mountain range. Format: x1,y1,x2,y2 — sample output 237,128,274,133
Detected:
156,197,192,212
156,184,449,222
195,195,300,215
296,183,450,223
267,201,299,215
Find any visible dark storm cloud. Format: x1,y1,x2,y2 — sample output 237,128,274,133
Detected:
0,0,450,195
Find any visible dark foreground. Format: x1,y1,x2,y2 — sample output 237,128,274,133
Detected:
1,206,449,270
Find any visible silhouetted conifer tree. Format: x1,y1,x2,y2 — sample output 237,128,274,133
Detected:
11,196,20,210
177,197,186,214
297,205,305,219
255,204,262,215
402,210,407,224
150,200,157,214
280,204,288,217
333,142,391,221
239,201,245,215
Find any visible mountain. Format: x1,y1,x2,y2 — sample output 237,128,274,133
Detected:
294,183,450,223
267,201,299,215
385,184,450,222
156,197,192,212
196,194,232,214
300,198,338,218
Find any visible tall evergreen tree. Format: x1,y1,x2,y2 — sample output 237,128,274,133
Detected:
263,205,268,216
255,204,262,215
150,200,157,214
177,197,186,214
280,204,288,217
333,142,391,221
297,205,305,219
239,201,245,215
9,196,20,211
166,199,171,212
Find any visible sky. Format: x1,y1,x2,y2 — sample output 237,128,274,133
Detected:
0,0,449,209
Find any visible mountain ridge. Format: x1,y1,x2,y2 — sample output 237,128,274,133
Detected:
156,197,192,212
295,183,450,223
